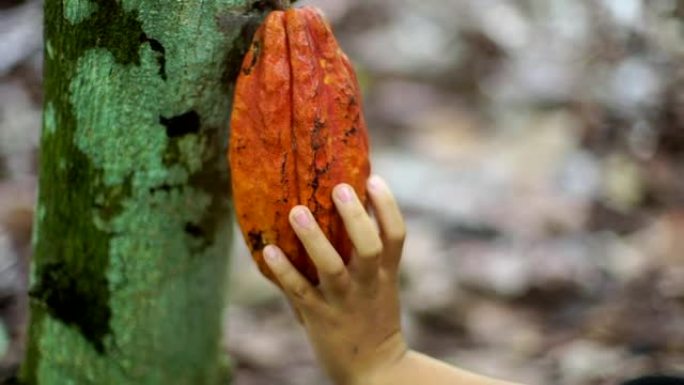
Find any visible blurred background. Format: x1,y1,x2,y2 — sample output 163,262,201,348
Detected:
0,0,683,384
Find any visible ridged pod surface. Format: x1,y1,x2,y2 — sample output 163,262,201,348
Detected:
229,7,371,284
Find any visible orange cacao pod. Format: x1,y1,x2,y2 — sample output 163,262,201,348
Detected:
229,7,371,285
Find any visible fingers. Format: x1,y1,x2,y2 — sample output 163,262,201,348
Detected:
289,206,350,294
333,184,383,284
366,175,406,271
264,245,324,309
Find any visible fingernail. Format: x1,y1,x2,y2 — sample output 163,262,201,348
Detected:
335,185,353,203
293,207,312,228
368,175,384,191
264,245,280,263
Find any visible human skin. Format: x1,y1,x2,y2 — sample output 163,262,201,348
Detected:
263,175,522,385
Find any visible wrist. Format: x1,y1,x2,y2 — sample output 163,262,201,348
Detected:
346,338,411,385
356,349,414,385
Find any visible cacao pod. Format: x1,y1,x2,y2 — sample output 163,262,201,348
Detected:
229,7,371,285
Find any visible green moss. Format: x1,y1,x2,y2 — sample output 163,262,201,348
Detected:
45,40,54,60
32,47,118,360
21,305,45,385
63,0,97,24
71,49,167,186
24,0,268,383
43,103,56,136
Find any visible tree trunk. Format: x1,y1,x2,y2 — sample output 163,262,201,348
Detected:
20,1,264,384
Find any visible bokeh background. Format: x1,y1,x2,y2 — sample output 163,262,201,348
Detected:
1,0,683,384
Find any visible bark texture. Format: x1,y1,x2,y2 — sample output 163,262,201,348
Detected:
20,1,266,384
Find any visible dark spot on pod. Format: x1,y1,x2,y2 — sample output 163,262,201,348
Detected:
344,126,358,137
248,230,265,251
311,118,325,150
243,41,261,75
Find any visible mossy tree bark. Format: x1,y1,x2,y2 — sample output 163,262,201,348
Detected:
20,1,268,384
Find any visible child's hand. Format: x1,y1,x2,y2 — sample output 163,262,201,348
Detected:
263,175,407,385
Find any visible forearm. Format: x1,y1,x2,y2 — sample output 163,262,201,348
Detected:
362,350,523,385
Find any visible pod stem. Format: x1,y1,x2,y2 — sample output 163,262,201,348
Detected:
278,0,292,9
258,0,291,11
